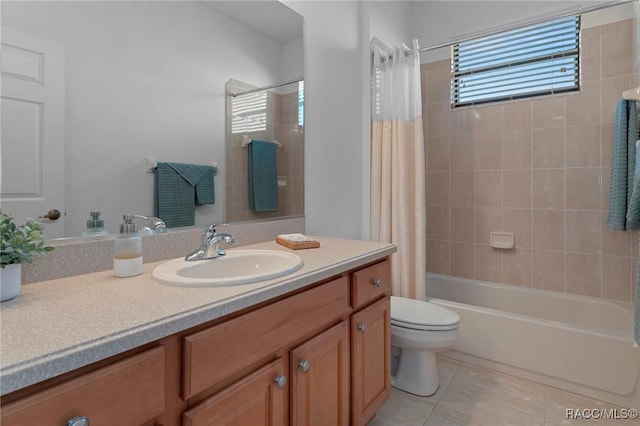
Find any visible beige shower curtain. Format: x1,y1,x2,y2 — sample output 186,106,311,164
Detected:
370,39,426,300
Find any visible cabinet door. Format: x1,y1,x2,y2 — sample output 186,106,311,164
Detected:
291,321,350,426
351,297,391,426
182,358,288,426
1,346,165,426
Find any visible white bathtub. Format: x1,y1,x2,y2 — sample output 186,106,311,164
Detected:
426,273,640,409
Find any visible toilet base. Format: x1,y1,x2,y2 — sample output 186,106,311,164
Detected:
391,348,439,397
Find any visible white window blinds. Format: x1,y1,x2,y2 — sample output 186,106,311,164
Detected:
452,15,580,107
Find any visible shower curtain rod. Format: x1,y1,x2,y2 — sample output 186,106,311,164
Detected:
231,77,303,97
417,0,636,53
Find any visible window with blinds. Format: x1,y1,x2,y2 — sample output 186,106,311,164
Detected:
298,81,305,127
231,91,267,134
452,15,580,107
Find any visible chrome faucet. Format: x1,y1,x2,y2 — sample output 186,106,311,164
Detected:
185,223,235,261
132,215,167,233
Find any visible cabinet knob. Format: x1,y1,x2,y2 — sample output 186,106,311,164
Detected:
298,360,311,373
274,375,287,389
358,323,367,333
67,416,89,426
372,277,382,287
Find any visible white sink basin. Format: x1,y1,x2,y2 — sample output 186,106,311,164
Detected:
152,249,303,287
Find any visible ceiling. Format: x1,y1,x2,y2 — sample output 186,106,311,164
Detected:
200,1,303,44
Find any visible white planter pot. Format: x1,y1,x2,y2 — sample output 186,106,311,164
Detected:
1,263,22,302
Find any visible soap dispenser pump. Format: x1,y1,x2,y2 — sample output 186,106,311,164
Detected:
82,211,107,236
114,214,143,277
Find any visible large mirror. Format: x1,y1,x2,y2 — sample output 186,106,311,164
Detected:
1,0,303,240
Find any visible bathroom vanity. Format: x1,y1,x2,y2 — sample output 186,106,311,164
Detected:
0,237,395,426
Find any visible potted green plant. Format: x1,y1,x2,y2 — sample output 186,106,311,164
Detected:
0,210,54,301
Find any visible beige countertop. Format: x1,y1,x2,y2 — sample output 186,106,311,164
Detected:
0,237,395,396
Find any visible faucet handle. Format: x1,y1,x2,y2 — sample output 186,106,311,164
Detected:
203,222,229,235
202,223,228,245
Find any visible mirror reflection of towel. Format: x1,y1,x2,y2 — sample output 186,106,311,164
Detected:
248,140,278,212
154,162,215,227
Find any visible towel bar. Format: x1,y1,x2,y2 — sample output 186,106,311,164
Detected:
145,156,218,174
241,135,281,149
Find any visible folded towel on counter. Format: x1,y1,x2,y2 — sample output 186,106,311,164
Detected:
276,233,320,250
277,233,317,243
248,140,278,212
607,99,639,231
154,162,215,227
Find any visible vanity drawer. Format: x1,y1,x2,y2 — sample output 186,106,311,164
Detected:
1,346,165,426
182,276,350,399
351,259,391,309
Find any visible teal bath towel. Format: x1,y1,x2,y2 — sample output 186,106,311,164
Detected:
154,162,215,227
606,99,640,345
248,140,278,212
607,100,639,231
631,148,640,346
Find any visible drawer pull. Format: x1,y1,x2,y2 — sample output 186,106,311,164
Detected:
274,375,287,389
372,278,382,287
67,416,89,426
298,360,311,373
357,323,367,333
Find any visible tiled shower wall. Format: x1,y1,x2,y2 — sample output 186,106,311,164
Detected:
424,18,638,303
226,82,304,222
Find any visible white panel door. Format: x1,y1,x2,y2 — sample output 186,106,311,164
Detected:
1,27,65,238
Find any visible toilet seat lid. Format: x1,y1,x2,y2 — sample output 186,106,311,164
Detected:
390,296,459,331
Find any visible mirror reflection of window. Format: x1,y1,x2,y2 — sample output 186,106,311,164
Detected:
298,81,305,127
232,92,268,134
225,79,304,223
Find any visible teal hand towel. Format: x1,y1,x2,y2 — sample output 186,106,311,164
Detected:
167,162,215,205
154,162,215,228
607,100,639,231
248,140,278,212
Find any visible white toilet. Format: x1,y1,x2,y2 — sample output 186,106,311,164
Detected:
390,296,460,396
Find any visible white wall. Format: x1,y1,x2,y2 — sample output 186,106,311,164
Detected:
2,1,287,236
284,1,366,239
369,0,414,48
282,38,304,82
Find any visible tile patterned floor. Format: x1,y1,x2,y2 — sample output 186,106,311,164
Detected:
368,355,640,426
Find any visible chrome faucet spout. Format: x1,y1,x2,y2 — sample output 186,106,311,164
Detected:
185,224,235,261
132,215,167,233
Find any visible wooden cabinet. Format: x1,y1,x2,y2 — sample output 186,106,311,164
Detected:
351,297,391,426
1,346,165,426
182,358,288,426
291,320,350,426
1,257,392,426
182,276,349,399
351,259,390,309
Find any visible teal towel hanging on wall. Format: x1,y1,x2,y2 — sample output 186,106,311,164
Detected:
248,140,278,212
154,162,215,227
607,99,639,231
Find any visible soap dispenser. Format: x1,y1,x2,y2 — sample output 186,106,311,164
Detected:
82,211,108,236
114,214,143,277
